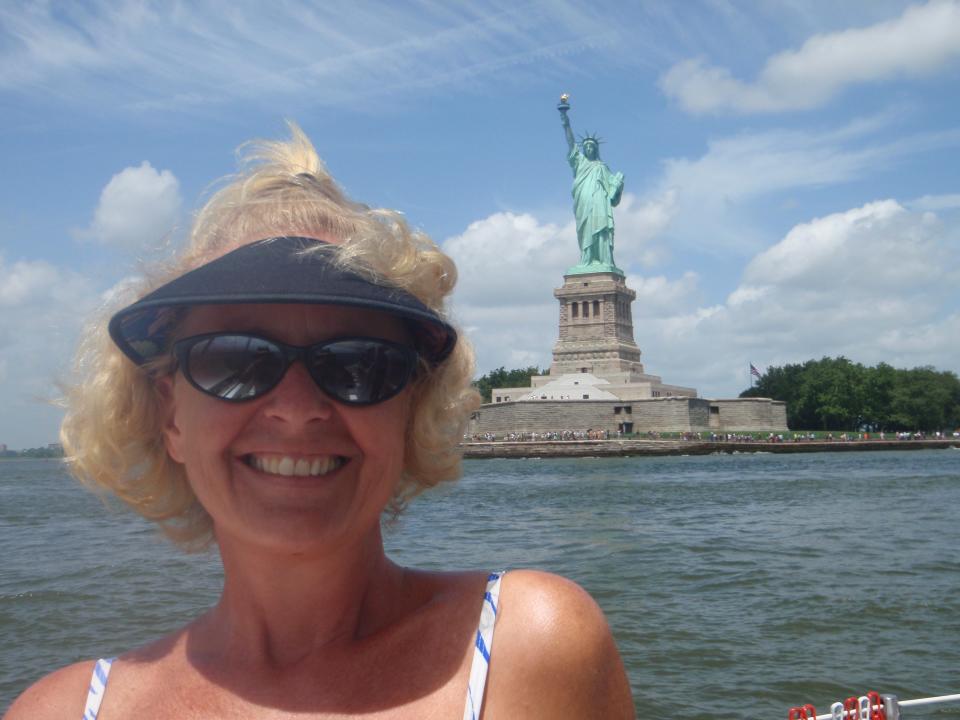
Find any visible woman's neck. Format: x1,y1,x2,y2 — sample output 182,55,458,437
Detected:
197,525,406,669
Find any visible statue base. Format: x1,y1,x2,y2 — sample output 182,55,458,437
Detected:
565,262,624,277
551,270,642,378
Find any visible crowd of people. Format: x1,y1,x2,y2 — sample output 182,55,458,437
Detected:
464,429,959,443
770,431,956,442
465,429,612,442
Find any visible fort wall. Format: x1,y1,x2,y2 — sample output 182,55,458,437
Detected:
470,396,787,436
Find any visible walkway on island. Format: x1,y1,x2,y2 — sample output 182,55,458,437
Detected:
461,437,960,459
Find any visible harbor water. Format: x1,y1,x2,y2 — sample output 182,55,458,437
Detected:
2,450,959,718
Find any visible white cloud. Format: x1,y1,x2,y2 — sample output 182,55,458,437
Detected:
625,271,701,319
909,193,960,211
0,259,62,306
76,161,182,251
635,200,960,397
443,212,568,374
0,256,100,449
742,200,947,292
614,191,677,267
661,0,960,114
454,302,559,374
444,211,571,308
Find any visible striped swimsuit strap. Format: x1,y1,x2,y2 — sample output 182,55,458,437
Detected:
462,571,505,720
82,657,114,720
81,572,506,720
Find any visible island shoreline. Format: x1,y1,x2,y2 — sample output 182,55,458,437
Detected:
461,438,960,459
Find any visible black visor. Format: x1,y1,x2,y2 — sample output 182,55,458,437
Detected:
108,236,456,367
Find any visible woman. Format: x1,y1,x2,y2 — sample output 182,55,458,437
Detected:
6,125,634,719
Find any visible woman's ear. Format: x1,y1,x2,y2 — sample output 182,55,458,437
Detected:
155,375,184,463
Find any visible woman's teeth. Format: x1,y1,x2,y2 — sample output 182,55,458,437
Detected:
246,455,343,477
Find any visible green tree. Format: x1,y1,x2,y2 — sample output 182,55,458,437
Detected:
807,357,866,430
745,357,866,429
861,362,897,430
889,366,960,431
16,446,65,459
740,358,960,432
474,366,545,403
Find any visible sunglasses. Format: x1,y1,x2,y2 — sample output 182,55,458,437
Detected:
172,333,419,405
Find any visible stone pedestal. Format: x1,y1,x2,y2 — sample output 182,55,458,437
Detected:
550,272,644,378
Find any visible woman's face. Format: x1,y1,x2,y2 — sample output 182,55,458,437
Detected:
160,303,414,555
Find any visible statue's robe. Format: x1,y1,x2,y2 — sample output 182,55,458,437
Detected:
568,146,624,266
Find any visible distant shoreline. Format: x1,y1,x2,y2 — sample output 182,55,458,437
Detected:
3,441,957,462
461,438,960,459
0,456,64,462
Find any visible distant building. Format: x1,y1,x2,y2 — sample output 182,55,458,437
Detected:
470,269,786,436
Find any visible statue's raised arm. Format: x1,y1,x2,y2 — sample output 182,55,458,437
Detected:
556,94,625,276
558,94,575,154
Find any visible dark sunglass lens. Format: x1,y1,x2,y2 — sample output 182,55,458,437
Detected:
310,340,413,404
186,335,285,401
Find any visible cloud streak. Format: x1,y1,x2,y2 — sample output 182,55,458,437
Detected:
0,1,619,111
660,0,960,114
652,115,960,257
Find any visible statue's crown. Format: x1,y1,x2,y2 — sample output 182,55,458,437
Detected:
578,132,604,148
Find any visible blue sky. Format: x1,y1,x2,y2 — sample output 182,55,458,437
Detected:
2,0,959,448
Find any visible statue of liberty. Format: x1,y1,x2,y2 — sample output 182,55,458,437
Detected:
558,94,625,275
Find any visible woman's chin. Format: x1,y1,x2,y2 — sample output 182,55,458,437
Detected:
191,454,392,558
213,517,361,558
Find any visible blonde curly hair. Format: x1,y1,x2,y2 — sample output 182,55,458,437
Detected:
61,122,479,550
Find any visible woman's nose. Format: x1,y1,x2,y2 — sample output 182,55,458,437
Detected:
260,361,335,423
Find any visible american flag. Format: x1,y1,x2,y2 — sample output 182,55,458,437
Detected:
750,363,761,378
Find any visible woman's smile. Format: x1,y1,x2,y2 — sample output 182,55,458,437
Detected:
243,453,347,478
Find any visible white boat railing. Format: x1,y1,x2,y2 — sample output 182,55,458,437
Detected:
788,692,960,720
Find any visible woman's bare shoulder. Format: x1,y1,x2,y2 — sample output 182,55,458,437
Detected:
3,660,95,720
485,569,635,719
3,626,187,720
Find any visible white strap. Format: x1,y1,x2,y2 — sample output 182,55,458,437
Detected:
462,572,504,720
82,658,114,720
